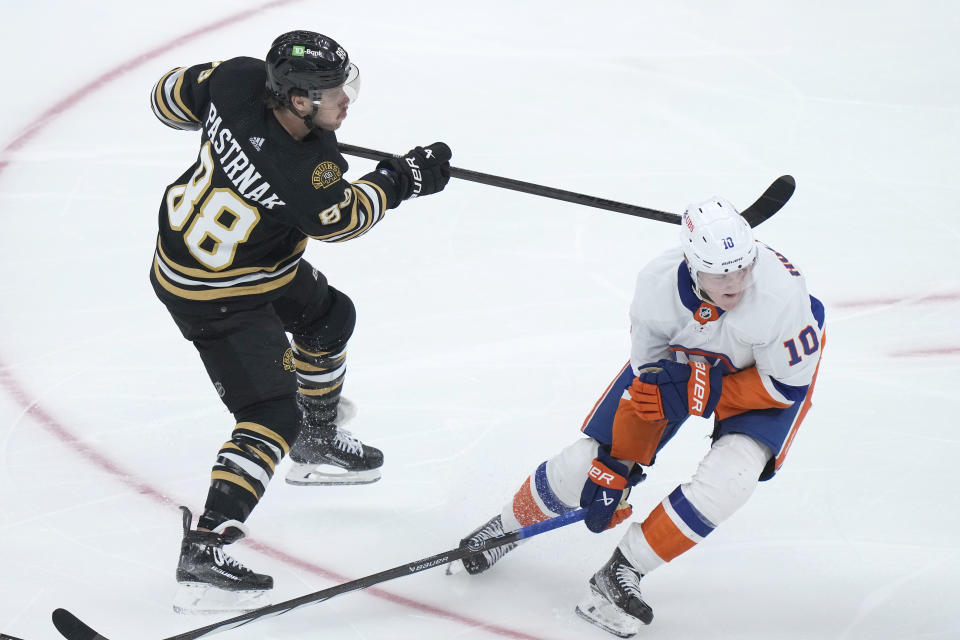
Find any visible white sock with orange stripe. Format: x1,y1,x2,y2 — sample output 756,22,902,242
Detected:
619,433,771,574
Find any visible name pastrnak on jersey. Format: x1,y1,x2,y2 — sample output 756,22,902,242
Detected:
149,57,399,312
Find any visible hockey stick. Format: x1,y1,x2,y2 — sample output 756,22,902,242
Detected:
338,142,796,229
1,633,28,639
51,508,586,640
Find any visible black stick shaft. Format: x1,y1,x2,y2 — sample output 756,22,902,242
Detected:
52,509,586,640
339,142,678,223
338,142,795,228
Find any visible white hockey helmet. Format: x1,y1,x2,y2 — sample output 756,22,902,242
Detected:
680,197,758,301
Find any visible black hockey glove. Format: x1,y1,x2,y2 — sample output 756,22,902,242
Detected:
377,142,452,203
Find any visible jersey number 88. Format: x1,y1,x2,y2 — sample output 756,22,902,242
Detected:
165,142,260,270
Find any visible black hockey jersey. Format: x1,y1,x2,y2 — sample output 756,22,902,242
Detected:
148,57,399,312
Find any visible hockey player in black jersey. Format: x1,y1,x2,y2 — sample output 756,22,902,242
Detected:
149,30,451,613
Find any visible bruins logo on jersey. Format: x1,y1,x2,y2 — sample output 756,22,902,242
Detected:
282,347,296,372
311,161,342,189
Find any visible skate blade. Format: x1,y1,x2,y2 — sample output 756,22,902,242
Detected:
574,587,642,638
284,462,381,486
173,582,270,615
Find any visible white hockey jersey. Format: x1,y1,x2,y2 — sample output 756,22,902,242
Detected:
629,243,825,408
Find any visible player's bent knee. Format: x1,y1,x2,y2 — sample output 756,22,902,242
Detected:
293,286,356,354
546,437,605,506
683,433,772,526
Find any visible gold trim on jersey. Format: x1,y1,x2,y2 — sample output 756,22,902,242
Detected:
154,68,194,127
307,195,360,240
153,257,299,301
171,69,200,123
354,179,387,212
156,237,308,279
353,187,376,236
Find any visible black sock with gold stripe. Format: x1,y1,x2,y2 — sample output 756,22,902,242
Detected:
291,339,347,419
200,420,292,527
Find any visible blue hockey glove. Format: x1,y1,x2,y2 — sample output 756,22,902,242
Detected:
580,446,646,533
629,359,723,422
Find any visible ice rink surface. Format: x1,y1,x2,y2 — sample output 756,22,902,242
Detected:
1,1,958,638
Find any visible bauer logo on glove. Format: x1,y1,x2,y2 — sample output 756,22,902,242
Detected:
376,142,452,203
629,359,723,423
580,446,646,533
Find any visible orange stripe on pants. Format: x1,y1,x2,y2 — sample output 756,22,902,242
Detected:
640,503,697,562
512,476,550,526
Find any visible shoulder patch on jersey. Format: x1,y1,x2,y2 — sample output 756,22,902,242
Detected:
311,161,341,189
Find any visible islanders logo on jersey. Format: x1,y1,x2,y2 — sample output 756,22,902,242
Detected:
311,161,341,189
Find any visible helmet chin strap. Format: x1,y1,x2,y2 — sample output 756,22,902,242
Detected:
286,99,319,132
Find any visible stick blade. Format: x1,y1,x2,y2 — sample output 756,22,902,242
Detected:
51,609,109,640
742,175,796,228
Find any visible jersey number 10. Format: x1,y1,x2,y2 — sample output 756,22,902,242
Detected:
783,326,819,366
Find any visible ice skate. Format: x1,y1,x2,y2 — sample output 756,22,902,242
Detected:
447,514,518,575
285,427,384,485
174,506,273,614
575,548,653,637
285,396,383,486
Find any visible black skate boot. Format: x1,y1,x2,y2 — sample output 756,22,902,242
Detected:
173,506,273,614
449,514,519,575
575,548,653,637
285,396,383,486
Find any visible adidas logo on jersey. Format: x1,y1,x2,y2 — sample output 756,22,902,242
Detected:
248,137,265,152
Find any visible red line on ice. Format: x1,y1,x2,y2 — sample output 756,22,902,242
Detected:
0,5,555,639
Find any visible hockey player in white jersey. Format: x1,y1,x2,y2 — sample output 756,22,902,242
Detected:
454,197,825,637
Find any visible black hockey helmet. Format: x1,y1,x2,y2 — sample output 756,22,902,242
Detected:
265,30,359,106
